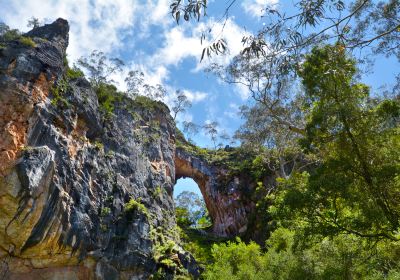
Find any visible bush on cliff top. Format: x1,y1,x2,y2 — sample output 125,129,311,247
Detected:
0,27,36,48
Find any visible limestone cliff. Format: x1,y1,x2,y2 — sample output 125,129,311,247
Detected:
0,19,265,280
0,18,194,280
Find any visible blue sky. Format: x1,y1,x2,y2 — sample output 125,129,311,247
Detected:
1,0,398,198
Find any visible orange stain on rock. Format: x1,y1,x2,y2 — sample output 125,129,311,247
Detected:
31,73,51,102
0,73,53,175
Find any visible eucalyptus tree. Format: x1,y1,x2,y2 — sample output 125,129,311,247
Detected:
27,17,41,28
203,121,219,150
170,0,400,136
77,50,124,89
273,45,400,241
172,90,192,121
124,70,167,101
183,120,200,141
125,70,144,98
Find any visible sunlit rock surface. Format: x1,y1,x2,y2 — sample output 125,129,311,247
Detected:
0,19,201,280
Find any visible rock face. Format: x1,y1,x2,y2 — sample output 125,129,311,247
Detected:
0,19,183,279
0,19,257,279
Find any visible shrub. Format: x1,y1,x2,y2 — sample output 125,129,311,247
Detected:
202,227,400,280
19,36,36,47
175,207,192,228
153,239,178,261
0,29,36,48
178,227,230,266
203,238,266,280
153,186,163,199
93,140,104,151
124,198,148,216
95,82,123,118
2,29,20,41
66,66,84,79
100,207,111,217
50,78,70,107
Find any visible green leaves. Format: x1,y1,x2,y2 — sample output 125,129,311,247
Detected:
200,38,227,62
273,45,400,241
170,0,207,24
175,191,210,228
202,226,400,280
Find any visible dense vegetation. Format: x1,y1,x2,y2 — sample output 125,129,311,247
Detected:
167,1,400,278
173,45,400,279
175,45,400,279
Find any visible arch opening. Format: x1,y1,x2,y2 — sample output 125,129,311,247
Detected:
173,178,212,229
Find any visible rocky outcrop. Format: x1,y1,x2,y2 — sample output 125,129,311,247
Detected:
0,18,260,279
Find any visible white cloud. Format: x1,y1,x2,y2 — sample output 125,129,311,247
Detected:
149,25,203,66
148,17,249,71
181,89,207,103
145,0,171,27
234,83,251,100
164,87,207,109
224,103,241,119
0,0,252,102
242,0,279,18
0,0,174,62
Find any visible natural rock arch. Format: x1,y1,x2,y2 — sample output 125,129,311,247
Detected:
174,147,254,237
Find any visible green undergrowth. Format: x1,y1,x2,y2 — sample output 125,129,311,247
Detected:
176,129,272,181
51,77,70,107
124,198,149,217
66,66,84,79
95,83,122,117
51,57,84,107
18,36,36,47
94,82,169,120
201,228,400,280
134,95,169,113
149,224,193,279
178,226,232,267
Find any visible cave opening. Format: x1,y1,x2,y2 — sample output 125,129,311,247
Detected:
173,178,212,229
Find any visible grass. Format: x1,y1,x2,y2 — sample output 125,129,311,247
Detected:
19,36,36,47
